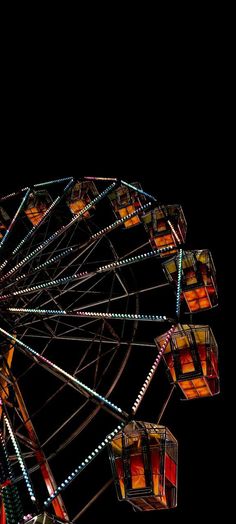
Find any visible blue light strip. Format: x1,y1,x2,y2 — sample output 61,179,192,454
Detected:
12,178,75,255
121,180,157,202
75,311,168,322
8,307,66,314
84,176,118,181
0,188,30,250
7,308,169,322
91,202,152,240
0,327,126,418
34,247,74,271
131,325,175,414
0,188,28,202
1,246,174,300
33,177,74,188
43,422,125,507
0,182,117,283
97,245,175,271
12,197,60,255
0,271,91,300
4,413,36,502
176,248,183,319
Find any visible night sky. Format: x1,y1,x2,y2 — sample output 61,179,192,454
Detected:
0,162,226,523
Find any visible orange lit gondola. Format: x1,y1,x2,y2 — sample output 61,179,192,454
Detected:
155,324,220,400
162,249,218,312
109,421,177,511
108,182,146,228
143,205,187,256
25,191,52,226
66,180,98,217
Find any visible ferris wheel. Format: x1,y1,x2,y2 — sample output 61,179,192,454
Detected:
0,177,219,523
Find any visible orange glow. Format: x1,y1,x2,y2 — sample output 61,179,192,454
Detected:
25,206,48,226
157,219,167,232
0,501,6,524
184,287,211,312
165,353,177,381
185,290,198,300
130,454,146,489
198,345,207,375
199,297,211,309
0,336,15,418
179,377,212,399
209,351,218,377
165,453,177,486
118,206,141,228
157,326,219,400
0,222,6,240
196,287,207,298
154,234,174,248
150,450,167,506
185,270,198,285
187,300,200,312
69,199,90,217
115,458,125,498
111,423,177,511
179,349,195,373
151,449,161,495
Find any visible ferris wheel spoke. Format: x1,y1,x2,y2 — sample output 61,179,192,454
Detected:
35,234,102,287
7,238,105,313
71,478,113,522
7,307,173,323
16,343,126,455
75,311,171,322
72,282,170,310
63,272,111,310
6,280,169,334
19,200,152,289
121,179,157,202
33,177,75,189
176,248,183,319
50,320,117,342
84,176,118,182
5,373,70,520
14,333,157,347
0,327,128,421
157,384,176,424
0,182,117,283
0,187,30,256
40,398,90,449
3,246,171,310
15,339,52,382
2,410,36,503
1,229,164,306
92,273,116,387
10,265,169,320
74,344,120,377
131,325,175,415
43,422,125,509
0,187,29,202
85,201,151,243
0,271,94,301
4,246,76,292
12,182,72,256
15,208,152,296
